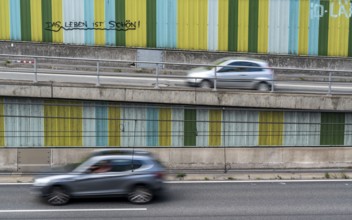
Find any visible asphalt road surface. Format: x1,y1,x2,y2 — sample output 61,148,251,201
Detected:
1,180,352,220
0,70,351,95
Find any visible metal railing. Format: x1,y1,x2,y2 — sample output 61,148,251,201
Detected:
1,54,352,95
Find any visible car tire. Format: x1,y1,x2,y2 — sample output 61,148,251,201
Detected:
128,185,153,204
200,80,212,89
46,186,70,206
257,82,270,92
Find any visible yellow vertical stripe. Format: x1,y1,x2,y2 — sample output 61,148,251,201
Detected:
30,0,43,41
126,0,147,47
298,0,309,55
198,0,208,50
159,108,171,146
108,105,120,146
237,0,249,52
0,99,4,146
328,0,349,56
94,0,105,45
218,0,229,51
178,0,207,50
51,0,63,43
0,0,10,40
44,101,82,146
257,0,268,53
209,110,222,146
259,112,283,146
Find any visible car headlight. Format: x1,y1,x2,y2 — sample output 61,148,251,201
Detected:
33,178,50,186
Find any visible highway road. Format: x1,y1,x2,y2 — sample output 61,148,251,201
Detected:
0,70,351,95
1,180,352,219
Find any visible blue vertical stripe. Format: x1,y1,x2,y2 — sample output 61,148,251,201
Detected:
156,0,177,48
84,0,94,45
105,0,116,45
147,108,158,146
288,0,299,54
308,0,320,55
96,104,108,146
10,0,21,40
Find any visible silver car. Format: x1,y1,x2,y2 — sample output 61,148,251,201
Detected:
186,57,273,91
32,153,165,205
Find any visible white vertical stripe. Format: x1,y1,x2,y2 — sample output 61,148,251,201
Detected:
268,0,289,54
121,105,146,147
207,0,218,51
63,0,85,44
171,109,184,147
345,114,352,145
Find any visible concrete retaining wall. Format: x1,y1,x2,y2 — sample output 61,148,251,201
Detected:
1,41,352,70
2,147,352,172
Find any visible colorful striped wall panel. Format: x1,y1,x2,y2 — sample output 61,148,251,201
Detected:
1,0,352,57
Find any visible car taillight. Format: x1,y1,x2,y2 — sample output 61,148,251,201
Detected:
155,172,165,180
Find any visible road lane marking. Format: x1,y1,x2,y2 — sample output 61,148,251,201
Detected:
0,208,147,213
2,179,352,186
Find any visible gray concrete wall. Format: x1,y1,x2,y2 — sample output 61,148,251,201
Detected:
2,81,352,111
1,41,352,70
2,147,352,172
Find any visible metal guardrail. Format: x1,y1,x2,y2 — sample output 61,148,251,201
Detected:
0,54,352,95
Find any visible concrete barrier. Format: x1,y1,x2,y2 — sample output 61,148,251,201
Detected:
2,147,352,172
2,81,352,111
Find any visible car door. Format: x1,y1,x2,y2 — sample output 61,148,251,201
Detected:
216,61,250,88
70,159,133,197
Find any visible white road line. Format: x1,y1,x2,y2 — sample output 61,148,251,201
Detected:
0,208,147,213
2,179,352,186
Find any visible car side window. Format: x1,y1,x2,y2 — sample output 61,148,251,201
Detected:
111,159,133,172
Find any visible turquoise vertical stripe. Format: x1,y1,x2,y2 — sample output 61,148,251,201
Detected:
96,104,108,146
105,0,115,45
84,0,94,45
308,0,320,55
147,108,158,146
288,0,299,54
83,103,96,147
156,0,177,48
10,0,21,40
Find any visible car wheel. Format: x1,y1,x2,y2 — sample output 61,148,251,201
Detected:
46,186,70,206
257,82,270,92
128,186,153,204
200,80,212,89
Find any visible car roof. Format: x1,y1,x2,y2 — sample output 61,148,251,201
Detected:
90,154,153,162
214,57,269,66
91,149,151,157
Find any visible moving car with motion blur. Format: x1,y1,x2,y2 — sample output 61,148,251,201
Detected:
32,152,165,205
186,57,273,91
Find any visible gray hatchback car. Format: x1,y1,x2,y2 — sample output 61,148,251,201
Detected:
32,153,165,205
186,57,273,91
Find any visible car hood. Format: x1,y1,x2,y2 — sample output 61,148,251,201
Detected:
187,67,213,77
33,173,76,186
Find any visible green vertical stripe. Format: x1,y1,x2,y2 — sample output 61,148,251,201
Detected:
116,0,125,46
228,0,238,51
147,0,156,47
320,113,345,145
248,0,258,53
318,0,329,56
184,109,196,146
20,0,31,41
42,0,52,42
348,11,352,57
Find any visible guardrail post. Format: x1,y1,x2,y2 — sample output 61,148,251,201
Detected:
96,61,100,86
33,58,38,83
271,71,275,92
154,64,160,89
213,67,217,91
328,72,332,95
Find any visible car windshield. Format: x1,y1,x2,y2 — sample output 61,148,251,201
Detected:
204,59,228,70
72,157,97,173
